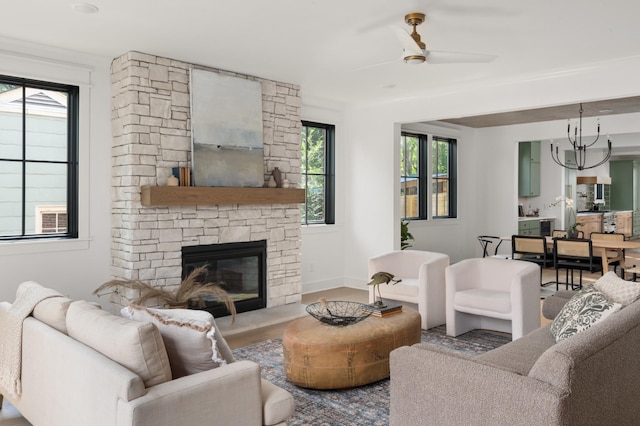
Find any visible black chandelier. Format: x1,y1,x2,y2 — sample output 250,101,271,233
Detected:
550,103,612,171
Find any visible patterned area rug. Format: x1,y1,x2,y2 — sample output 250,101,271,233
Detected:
232,325,511,425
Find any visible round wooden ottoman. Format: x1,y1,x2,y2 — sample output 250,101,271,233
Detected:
282,308,421,389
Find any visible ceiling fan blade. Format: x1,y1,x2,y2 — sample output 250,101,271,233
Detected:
390,26,423,57
425,50,497,64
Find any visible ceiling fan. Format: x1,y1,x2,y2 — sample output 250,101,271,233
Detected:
393,12,497,65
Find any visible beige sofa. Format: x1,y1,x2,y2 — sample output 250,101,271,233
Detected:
390,288,640,425
0,283,294,426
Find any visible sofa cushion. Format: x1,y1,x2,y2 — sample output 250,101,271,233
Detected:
261,379,295,426
66,300,172,387
475,325,556,375
550,286,621,342
32,296,73,334
542,290,576,320
594,271,640,306
121,305,227,378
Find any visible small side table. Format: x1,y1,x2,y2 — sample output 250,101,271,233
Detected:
282,308,421,389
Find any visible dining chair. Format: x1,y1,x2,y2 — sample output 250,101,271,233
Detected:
511,235,553,285
590,232,626,276
553,238,603,290
477,235,503,257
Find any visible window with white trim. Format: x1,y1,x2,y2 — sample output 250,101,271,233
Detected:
0,75,79,240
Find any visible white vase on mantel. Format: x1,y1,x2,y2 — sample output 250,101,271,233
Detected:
267,175,277,188
167,174,179,186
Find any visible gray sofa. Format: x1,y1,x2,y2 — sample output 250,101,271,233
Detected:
390,291,640,425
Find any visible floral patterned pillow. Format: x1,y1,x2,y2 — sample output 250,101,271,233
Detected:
550,286,622,342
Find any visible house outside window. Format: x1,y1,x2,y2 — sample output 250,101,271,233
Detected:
0,75,79,240
401,132,457,220
35,206,68,233
300,121,335,225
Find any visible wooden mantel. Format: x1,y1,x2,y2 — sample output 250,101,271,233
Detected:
140,185,305,206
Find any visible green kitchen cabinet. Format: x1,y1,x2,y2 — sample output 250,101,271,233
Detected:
610,160,634,211
518,219,541,236
519,141,541,197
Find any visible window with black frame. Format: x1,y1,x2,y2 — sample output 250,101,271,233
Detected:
0,75,79,240
300,121,335,225
401,132,457,220
432,136,457,218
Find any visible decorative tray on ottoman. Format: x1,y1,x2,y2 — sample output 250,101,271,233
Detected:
305,300,372,326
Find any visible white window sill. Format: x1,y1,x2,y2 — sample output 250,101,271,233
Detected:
0,238,91,256
302,223,340,235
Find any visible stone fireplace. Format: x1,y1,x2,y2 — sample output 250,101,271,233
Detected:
109,51,302,312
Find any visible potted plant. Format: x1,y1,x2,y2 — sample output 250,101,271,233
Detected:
401,220,415,250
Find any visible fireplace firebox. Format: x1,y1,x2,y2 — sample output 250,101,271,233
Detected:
182,240,267,317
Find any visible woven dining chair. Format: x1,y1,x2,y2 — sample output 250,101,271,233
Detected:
511,235,553,285
553,238,603,290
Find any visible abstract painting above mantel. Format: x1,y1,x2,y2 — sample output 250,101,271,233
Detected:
190,68,264,187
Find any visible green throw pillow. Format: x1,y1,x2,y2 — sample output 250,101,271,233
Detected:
550,286,621,342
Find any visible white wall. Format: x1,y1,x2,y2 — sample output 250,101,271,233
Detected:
300,97,348,293
3,39,640,302
339,54,640,287
0,38,113,303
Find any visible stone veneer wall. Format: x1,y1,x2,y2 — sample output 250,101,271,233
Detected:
110,51,302,309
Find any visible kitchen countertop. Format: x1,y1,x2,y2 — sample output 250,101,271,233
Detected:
518,216,556,221
576,210,633,215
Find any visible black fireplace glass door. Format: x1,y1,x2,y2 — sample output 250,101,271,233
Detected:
182,240,266,317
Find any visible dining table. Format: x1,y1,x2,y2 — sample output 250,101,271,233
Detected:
544,236,640,274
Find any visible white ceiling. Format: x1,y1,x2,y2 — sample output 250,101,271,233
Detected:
4,0,640,109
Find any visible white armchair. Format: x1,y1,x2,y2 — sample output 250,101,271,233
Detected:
445,257,540,340
368,250,450,330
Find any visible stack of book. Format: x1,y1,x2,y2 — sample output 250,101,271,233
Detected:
172,167,192,186
362,303,403,317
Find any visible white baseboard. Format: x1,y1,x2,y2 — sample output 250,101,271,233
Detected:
343,275,368,291
302,277,345,294
301,275,368,294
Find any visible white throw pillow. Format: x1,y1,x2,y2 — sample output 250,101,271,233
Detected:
550,286,622,342
594,271,640,306
121,305,229,378
66,301,172,387
32,296,73,334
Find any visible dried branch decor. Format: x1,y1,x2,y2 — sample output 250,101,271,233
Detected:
94,266,236,320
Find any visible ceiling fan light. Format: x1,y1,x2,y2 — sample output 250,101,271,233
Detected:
404,54,425,64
